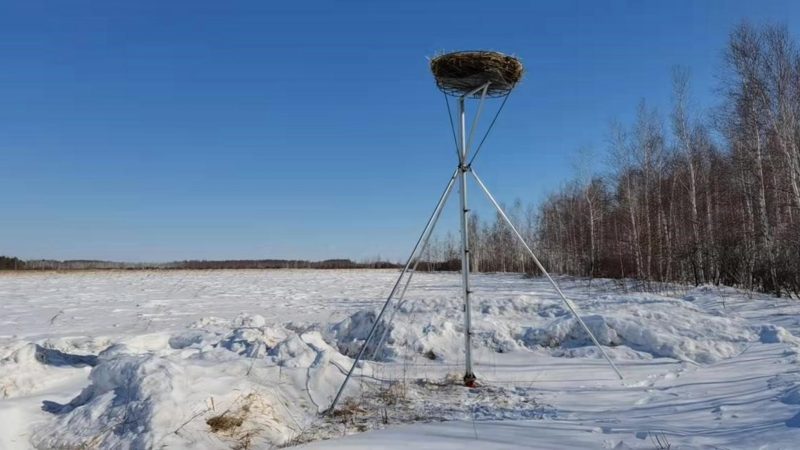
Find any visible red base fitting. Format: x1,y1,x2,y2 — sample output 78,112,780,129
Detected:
464,373,477,387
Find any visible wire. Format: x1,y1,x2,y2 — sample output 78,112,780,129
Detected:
467,90,513,167
444,93,461,160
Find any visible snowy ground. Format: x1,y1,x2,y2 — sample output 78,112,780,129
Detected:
2,270,800,449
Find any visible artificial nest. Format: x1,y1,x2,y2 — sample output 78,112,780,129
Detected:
430,51,523,98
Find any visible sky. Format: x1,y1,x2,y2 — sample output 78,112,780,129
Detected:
1,1,799,262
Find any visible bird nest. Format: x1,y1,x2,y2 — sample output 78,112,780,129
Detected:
430,51,523,98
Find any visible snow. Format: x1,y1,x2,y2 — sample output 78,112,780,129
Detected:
1,270,800,449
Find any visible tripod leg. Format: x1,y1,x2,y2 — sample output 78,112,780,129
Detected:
470,169,624,380
325,168,460,414
371,172,457,360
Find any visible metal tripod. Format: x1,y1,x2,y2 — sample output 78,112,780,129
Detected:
325,82,622,415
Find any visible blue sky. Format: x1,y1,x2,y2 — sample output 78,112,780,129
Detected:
1,1,799,262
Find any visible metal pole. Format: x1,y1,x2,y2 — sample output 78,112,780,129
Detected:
458,96,476,386
325,168,460,414
470,169,624,380
372,84,489,365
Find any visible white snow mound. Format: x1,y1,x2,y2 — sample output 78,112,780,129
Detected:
520,300,756,363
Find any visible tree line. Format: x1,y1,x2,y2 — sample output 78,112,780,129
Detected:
0,258,399,271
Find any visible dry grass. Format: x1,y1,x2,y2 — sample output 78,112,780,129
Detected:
205,392,272,450
376,381,408,406
330,398,366,420
207,414,245,433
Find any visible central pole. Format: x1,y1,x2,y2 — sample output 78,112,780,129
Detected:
458,97,476,386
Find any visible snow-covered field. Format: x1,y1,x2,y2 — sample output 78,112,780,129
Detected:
2,270,800,449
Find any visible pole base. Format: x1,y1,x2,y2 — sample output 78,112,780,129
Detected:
463,372,477,387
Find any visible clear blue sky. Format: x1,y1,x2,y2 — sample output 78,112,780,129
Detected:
1,1,798,262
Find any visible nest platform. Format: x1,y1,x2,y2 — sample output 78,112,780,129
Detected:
430,51,523,98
